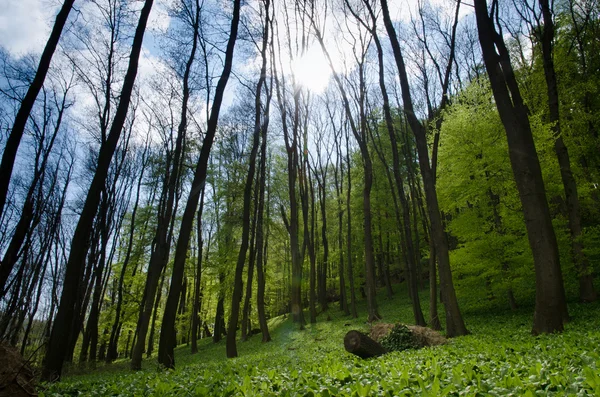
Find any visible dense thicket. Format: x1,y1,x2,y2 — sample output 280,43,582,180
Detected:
0,0,598,378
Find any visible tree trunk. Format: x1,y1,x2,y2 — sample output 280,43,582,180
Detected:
256,148,271,343
332,126,349,315
301,155,317,324
227,63,265,353
0,92,66,298
344,330,387,358
191,189,205,354
157,0,240,369
474,0,568,334
107,144,149,363
318,175,330,313
147,268,166,358
241,184,260,342
428,238,441,330
345,132,358,319
0,0,75,222
255,68,273,341
538,0,596,303
312,24,380,322
213,284,226,344
41,0,153,381
381,0,467,337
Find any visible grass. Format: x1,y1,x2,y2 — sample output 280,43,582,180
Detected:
40,284,600,396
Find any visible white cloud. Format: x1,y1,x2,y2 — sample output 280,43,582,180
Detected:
0,0,58,57
387,0,472,23
148,0,171,35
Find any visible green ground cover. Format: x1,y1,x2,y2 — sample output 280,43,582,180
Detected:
40,287,600,396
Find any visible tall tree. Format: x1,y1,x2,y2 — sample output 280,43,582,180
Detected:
473,0,568,334
0,76,73,298
270,5,307,328
106,140,150,362
311,4,381,322
41,0,154,381
0,0,76,222
255,103,273,343
131,0,202,370
157,0,241,369
349,0,426,326
226,0,271,358
535,0,596,302
191,187,206,354
380,0,468,336
328,99,349,316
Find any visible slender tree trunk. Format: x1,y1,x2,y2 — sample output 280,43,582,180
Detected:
474,0,568,334
107,144,149,362
213,278,226,344
158,0,241,368
226,0,268,357
367,10,423,322
256,139,271,343
301,155,317,324
312,23,380,322
345,132,358,319
381,0,467,336
241,182,260,341
0,0,75,222
41,0,153,381
428,238,441,330
147,269,166,358
538,0,596,302
191,188,205,354
331,122,349,315
0,92,66,298
313,147,330,314
271,16,306,328
227,100,263,355
133,0,203,369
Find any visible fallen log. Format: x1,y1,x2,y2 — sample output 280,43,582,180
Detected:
344,330,387,358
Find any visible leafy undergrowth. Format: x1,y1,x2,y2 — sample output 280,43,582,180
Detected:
41,288,600,396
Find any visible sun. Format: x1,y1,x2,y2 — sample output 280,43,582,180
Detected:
291,45,332,94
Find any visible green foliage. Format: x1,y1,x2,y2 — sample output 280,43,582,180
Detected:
437,79,540,309
41,286,600,396
379,324,418,352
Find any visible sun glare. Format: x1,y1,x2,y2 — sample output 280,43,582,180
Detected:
291,45,332,94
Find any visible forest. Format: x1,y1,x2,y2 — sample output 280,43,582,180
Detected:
0,0,599,395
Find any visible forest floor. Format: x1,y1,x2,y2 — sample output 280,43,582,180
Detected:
40,284,600,396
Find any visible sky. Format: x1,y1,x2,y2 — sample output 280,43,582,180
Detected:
0,0,55,56
0,0,170,59
0,0,471,60
0,0,474,114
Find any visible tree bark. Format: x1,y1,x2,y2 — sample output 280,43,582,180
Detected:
157,0,241,368
313,22,380,322
344,330,387,358
333,132,348,315
226,5,269,351
41,0,153,381
345,131,358,319
256,134,272,343
241,183,260,341
107,143,149,362
271,13,306,328
362,2,424,324
0,0,75,222
191,188,205,354
538,0,596,302
380,0,467,337
473,0,568,334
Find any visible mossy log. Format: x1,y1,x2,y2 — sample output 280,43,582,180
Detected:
344,330,387,358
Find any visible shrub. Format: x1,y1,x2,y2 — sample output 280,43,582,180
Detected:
379,324,417,352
